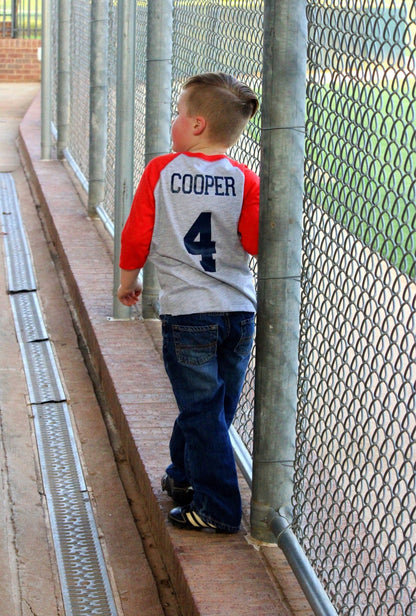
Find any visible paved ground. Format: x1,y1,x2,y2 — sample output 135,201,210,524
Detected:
0,83,312,616
0,84,175,616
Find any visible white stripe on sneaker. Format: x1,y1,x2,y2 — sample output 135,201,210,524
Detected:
185,510,216,529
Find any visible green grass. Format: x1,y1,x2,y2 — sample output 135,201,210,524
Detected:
306,81,416,279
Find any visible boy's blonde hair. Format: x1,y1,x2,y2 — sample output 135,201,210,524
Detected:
183,72,259,148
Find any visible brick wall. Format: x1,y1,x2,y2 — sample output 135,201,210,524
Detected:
0,38,41,82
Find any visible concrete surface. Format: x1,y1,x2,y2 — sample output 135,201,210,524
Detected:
0,83,39,172
0,82,312,616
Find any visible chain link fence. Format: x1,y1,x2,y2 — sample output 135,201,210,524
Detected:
133,2,148,184
102,0,118,227
294,2,416,614
47,0,416,613
67,0,90,181
100,0,147,227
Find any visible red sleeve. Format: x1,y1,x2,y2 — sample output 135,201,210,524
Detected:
238,167,260,256
119,154,176,269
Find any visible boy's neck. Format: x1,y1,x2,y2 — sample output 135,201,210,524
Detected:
187,142,227,156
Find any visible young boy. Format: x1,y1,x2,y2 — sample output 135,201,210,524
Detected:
117,72,259,533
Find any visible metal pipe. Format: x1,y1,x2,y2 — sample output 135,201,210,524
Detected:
268,508,338,616
56,0,70,159
88,0,109,216
40,0,52,160
229,426,252,488
141,0,173,319
112,0,136,318
251,0,306,541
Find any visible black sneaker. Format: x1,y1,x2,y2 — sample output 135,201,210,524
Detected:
168,504,220,531
161,473,193,506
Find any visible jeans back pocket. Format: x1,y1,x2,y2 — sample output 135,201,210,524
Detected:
173,324,218,366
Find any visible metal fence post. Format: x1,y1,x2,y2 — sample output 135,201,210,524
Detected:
41,0,52,160
88,0,109,216
11,0,17,37
141,0,173,319
57,0,70,159
250,4,338,614
251,0,307,540
112,0,136,318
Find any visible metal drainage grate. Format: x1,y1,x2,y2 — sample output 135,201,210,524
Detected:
33,402,117,615
20,339,67,405
0,173,118,616
10,291,48,343
0,172,37,292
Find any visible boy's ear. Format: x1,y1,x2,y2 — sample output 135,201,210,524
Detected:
193,116,206,135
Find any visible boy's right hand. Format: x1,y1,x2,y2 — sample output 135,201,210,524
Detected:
117,281,143,306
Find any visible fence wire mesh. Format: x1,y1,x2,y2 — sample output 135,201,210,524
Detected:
133,2,147,185
101,1,154,229
68,0,90,181
172,0,263,175
294,2,416,614
102,0,118,227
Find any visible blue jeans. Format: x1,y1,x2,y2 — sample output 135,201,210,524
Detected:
161,312,255,532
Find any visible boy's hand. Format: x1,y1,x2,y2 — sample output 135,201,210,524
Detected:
117,267,142,305
117,281,143,306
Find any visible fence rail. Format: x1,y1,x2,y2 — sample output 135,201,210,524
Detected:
44,1,416,614
1,0,42,38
